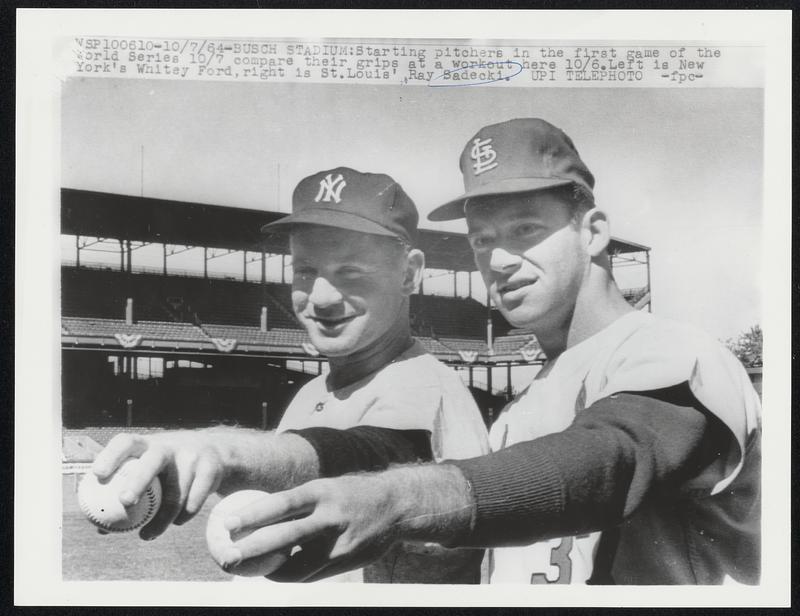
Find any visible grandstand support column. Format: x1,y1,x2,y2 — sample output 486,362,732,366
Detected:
646,250,652,312
469,366,473,387
487,364,493,396
453,271,458,297
506,363,513,400
486,290,494,355
203,247,208,279
127,240,132,273
75,235,80,267
119,239,124,272
126,398,133,427
243,250,247,282
281,255,286,284
163,243,167,275
261,402,268,430
261,250,266,283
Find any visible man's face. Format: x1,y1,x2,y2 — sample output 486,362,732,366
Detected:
290,226,409,357
466,191,589,331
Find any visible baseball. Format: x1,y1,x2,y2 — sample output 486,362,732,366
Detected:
206,490,289,577
77,458,162,533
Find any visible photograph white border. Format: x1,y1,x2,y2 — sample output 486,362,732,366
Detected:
15,9,791,607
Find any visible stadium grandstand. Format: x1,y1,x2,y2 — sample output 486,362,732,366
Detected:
61,188,652,456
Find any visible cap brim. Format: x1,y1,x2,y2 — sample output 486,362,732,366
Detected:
427,177,574,222
261,207,401,239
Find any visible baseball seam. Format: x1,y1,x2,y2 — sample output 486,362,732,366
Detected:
80,483,159,532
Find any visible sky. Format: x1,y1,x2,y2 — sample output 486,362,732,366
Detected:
61,77,763,341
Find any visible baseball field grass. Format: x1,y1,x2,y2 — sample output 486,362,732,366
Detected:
62,475,232,581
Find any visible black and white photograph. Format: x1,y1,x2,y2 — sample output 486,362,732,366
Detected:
15,9,790,608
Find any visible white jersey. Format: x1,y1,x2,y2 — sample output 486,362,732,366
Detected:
279,339,490,583
487,310,761,584
279,339,490,462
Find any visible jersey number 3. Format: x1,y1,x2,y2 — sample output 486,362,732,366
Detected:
530,536,577,584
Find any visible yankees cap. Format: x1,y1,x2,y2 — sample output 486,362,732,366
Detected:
262,166,419,246
428,118,595,221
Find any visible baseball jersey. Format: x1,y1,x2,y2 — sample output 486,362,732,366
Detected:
278,339,490,582
487,310,761,584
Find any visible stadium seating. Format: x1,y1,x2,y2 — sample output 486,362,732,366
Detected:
415,336,461,360
63,426,169,449
434,333,542,362
410,294,512,339
493,333,542,358
61,267,135,319
62,317,208,342
438,337,486,352
61,267,646,364
61,266,299,329
200,324,308,347
195,278,298,329
62,265,521,341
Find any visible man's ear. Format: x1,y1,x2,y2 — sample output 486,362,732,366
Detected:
581,208,611,258
402,248,425,295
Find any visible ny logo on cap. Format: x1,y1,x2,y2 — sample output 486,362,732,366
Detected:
470,137,498,176
315,173,347,204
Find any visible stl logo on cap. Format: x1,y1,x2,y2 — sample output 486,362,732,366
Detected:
470,137,498,176
314,173,347,204
427,118,597,222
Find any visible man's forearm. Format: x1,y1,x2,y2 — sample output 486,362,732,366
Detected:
205,427,320,494
377,463,474,546
374,388,722,549
447,389,723,547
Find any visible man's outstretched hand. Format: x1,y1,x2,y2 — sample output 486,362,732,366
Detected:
92,431,229,540
91,429,318,541
219,465,475,582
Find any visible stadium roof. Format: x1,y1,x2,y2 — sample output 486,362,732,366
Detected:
62,188,649,272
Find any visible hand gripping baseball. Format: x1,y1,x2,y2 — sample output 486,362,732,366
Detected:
219,475,402,582
91,432,226,540
78,458,162,533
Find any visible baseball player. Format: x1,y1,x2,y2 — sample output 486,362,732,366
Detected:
222,119,762,585
91,167,489,584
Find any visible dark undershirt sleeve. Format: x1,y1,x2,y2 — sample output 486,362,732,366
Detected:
447,382,730,548
288,426,433,478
